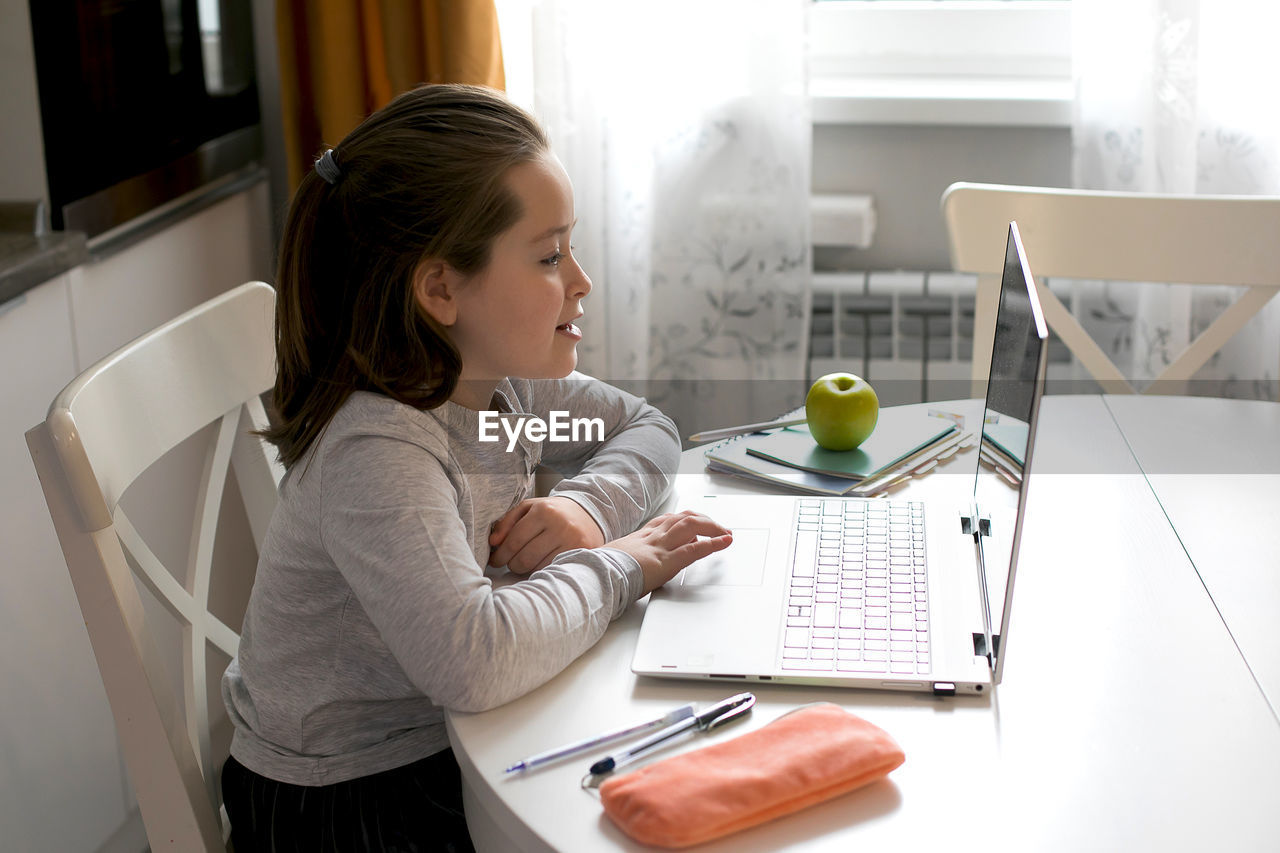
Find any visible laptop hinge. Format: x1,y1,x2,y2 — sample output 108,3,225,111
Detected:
959,511,991,538
961,502,997,669
972,632,1001,658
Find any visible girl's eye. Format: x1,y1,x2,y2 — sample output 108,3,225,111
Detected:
542,251,565,267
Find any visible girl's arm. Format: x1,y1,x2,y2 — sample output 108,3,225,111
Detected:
320,428,642,713
318,426,726,713
529,373,682,542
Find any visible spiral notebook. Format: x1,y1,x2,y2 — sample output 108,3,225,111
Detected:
706,407,962,499
703,419,970,497
745,411,960,481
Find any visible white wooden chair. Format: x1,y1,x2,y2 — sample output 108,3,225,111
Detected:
25,281,282,851
941,182,1280,397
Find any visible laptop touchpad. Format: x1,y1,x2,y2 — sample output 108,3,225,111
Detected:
682,528,769,587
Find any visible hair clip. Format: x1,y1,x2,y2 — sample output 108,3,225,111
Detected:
314,148,342,185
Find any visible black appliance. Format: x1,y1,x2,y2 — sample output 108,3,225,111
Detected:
27,0,262,238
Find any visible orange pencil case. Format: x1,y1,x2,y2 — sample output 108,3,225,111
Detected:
598,702,904,848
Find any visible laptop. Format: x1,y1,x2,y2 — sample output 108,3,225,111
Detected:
633,222,1049,695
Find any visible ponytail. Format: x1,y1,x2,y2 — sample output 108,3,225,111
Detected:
263,84,548,469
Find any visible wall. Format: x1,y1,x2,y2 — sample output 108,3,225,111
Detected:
806,121,1073,405
812,122,1073,272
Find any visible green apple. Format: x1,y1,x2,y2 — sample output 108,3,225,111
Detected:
805,372,879,451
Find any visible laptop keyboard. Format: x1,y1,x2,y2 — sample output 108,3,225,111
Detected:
781,498,930,675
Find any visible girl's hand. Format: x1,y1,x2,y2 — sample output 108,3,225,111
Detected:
605,511,734,594
489,496,607,574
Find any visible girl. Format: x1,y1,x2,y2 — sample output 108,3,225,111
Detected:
220,84,733,851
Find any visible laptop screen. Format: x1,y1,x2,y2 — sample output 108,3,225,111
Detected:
973,221,1049,683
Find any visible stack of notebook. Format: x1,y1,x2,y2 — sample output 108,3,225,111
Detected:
703,406,972,497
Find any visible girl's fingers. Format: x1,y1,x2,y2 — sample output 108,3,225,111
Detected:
672,533,734,567
489,501,533,546
661,514,732,544
509,530,559,575
648,510,722,534
490,514,541,568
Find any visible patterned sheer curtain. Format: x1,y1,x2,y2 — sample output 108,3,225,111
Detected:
527,0,812,438
1072,0,1280,399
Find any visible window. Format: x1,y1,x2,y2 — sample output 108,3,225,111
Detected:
809,1,1072,126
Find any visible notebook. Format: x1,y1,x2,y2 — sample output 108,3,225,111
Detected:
704,436,869,496
745,412,959,481
705,422,970,497
633,222,1048,694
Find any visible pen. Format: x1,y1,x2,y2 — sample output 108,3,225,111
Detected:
504,703,695,773
588,692,756,776
688,417,807,443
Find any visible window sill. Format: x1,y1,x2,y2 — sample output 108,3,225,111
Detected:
811,76,1073,128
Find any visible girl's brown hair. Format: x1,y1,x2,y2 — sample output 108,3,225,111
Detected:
265,84,549,468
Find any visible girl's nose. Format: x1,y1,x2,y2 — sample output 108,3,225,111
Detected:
568,256,592,299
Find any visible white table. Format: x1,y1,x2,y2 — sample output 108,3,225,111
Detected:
447,396,1280,852
1102,395,1280,719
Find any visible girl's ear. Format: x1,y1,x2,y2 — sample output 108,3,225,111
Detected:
413,259,462,327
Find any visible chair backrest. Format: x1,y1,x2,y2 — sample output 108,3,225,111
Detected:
26,281,282,851
941,181,1280,397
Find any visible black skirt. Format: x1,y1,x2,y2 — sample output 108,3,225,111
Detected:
221,747,475,852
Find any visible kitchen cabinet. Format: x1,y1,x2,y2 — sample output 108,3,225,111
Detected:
0,273,131,851
1,179,270,851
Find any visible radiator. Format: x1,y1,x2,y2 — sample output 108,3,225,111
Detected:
807,270,1072,404
805,194,1078,403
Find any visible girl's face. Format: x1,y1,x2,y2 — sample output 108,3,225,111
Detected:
424,153,592,407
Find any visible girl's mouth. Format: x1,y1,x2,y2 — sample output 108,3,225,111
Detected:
556,321,582,340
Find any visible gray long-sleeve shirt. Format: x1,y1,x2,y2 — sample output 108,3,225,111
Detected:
222,374,680,786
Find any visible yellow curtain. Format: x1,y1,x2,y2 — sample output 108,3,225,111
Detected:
276,0,506,189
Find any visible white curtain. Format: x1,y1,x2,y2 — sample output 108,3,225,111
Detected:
1071,0,1280,399
528,0,812,437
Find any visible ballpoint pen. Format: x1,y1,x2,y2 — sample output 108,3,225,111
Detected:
688,417,807,443
504,703,695,773
690,407,964,444
587,692,756,776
